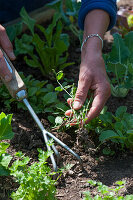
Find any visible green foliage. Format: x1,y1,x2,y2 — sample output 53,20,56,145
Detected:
104,32,133,97
88,106,133,150
83,179,133,200
10,149,57,200
46,0,83,43
15,7,73,77
0,73,68,125
0,113,14,176
0,112,14,140
6,22,23,42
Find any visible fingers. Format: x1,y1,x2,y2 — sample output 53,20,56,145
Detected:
73,69,92,110
85,83,111,124
65,98,73,117
0,25,15,60
65,82,111,125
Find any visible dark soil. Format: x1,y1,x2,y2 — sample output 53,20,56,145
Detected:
0,3,133,200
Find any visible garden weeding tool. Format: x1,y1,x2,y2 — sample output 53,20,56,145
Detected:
1,49,82,171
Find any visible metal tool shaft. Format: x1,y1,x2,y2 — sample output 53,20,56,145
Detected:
23,98,82,166
23,98,58,171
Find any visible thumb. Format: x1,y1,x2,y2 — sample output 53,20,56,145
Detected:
73,78,91,110
0,25,16,60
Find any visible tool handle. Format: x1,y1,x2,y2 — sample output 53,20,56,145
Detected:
1,49,26,98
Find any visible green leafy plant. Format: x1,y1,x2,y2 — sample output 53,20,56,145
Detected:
15,7,74,77
0,112,14,176
9,149,57,200
6,22,23,42
104,32,133,97
83,179,133,200
94,106,133,150
0,73,68,125
46,0,83,43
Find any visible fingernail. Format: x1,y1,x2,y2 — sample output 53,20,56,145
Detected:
4,75,11,82
9,52,16,59
73,101,82,109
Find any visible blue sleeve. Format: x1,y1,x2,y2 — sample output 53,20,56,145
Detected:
78,0,117,31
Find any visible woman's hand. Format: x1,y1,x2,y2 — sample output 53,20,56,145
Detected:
0,25,15,82
65,52,111,124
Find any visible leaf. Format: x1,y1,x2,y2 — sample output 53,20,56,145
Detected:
15,35,34,55
114,122,124,133
99,130,118,142
115,180,125,186
55,86,63,92
28,87,38,96
6,22,22,42
0,113,14,141
24,55,42,69
53,20,63,42
56,71,64,81
60,33,70,48
99,112,113,124
111,85,129,98
124,31,133,62
125,195,133,200
60,62,75,70
46,84,54,92
0,142,10,154
109,33,130,63
55,102,69,112
55,39,68,54
0,165,10,176
115,106,127,118
43,92,58,105
0,154,12,168
48,116,55,124
20,7,36,35
107,62,126,78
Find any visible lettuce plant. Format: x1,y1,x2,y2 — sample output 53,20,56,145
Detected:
15,7,74,77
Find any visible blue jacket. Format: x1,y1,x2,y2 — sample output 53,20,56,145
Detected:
78,0,117,31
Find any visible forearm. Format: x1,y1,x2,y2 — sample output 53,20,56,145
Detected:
78,0,117,31
82,9,110,56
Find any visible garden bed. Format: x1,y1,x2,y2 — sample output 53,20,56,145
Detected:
0,2,133,200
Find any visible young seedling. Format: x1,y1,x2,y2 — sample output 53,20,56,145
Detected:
83,179,133,200
55,71,93,128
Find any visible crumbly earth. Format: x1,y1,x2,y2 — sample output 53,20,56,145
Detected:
0,3,133,200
